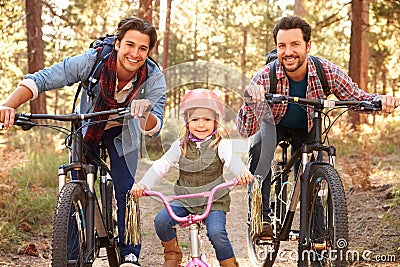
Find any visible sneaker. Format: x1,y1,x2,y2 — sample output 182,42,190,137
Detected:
120,253,141,266
259,222,273,238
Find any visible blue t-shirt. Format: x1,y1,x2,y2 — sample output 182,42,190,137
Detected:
279,75,308,129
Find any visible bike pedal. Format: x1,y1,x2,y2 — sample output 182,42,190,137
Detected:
259,236,273,241
289,230,299,241
256,238,273,246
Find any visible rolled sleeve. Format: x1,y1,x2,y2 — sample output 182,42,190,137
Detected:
139,116,162,136
18,79,39,100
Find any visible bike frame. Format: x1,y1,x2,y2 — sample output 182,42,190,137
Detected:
15,108,129,265
250,95,381,266
273,101,337,244
142,179,239,267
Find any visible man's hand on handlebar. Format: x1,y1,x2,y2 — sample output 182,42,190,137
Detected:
237,169,254,185
130,99,151,119
130,183,147,198
0,105,16,130
244,84,266,104
379,95,400,114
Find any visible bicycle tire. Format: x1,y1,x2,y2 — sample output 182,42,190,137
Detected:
52,182,89,267
247,183,280,267
299,164,348,267
105,180,120,266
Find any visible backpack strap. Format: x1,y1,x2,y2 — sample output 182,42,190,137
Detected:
310,56,330,96
71,36,114,113
268,59,278,94
71,36,163,113
267,57,330,96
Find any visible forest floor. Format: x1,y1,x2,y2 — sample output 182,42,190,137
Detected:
0,141,399,267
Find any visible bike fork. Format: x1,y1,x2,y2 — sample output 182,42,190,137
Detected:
298,152,310,267
85,165,96,263
58,165,67,192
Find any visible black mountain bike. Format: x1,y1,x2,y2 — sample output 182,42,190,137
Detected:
247,94,381,267
13,108,133,266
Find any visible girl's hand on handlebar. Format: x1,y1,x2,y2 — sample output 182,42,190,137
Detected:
0,106,16,130
379,95,399,114
130,183,147,197
237,169,254,185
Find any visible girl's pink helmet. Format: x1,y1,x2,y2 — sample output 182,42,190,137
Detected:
179,89,224,119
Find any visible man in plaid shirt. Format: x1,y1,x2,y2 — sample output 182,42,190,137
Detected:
236,16,399,237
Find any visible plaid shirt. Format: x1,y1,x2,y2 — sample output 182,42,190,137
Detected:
236,56,378,137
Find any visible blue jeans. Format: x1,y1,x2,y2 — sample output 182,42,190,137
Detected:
249,125,309,219
101,127,141,258
71,127,141,258
154,201,234,261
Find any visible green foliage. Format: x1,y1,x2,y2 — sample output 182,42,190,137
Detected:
0,0,27,100
0,185,56,251
5,128,69,188
330,115,400,157
0,128,68,250
1,0,399,115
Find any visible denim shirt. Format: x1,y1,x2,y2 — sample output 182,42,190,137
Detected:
24,48,166,156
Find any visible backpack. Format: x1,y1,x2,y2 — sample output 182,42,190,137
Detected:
72,35,159,112
265,48,331,96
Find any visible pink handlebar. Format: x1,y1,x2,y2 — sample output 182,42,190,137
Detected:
142,179,238,224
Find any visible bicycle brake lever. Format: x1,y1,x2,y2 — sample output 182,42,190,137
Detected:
356,100,382,112
371,100,382,110
14,114,36,131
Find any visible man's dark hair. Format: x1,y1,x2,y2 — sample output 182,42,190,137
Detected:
273,16,311,44
115,17,157,51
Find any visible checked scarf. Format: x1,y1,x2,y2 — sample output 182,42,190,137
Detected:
83,50,148,149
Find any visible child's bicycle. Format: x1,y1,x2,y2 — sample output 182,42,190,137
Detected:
141,178,239,267
12,108,135,266
246,94,382,267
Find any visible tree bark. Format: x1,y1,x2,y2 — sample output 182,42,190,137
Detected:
162,0,172,70
139,0,152,22
349,0,369,127
153,0,161,56
26,0,46,114
294,0,306,17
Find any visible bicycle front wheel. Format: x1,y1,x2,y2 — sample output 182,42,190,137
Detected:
52,182,89,267
300,164,348,267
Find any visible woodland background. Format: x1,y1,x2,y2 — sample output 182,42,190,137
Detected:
0,0,399,122
0,0,399,264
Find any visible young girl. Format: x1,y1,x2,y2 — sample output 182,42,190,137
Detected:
130,88,252,267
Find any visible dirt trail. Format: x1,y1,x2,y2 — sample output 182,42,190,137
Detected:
1,155,399,267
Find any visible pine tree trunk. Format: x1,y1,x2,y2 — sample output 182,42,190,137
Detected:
139,0,152,22
162,0,172,70
26,0,46,115
349,0,369,128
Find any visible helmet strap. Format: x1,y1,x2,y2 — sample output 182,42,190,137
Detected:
188,128,218,143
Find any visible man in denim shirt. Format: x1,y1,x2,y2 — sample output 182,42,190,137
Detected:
0,17,166,266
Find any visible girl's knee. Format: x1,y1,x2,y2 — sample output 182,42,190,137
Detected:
154,212,166,229
207,228,228,244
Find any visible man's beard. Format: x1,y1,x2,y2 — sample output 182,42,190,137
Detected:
282,56,305,73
